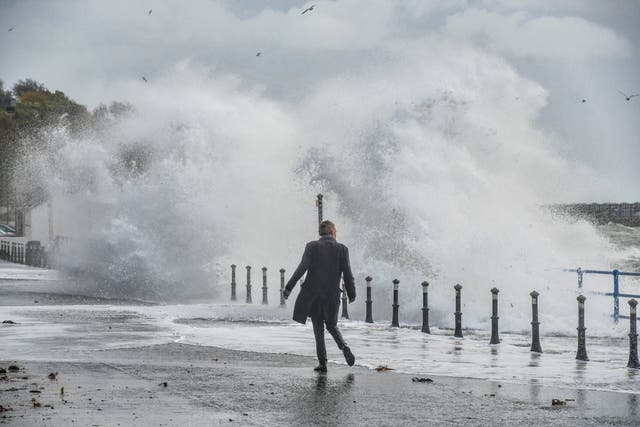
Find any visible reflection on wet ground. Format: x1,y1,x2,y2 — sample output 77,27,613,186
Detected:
1,300,639,396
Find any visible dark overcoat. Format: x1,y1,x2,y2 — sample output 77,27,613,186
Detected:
285,235,355,325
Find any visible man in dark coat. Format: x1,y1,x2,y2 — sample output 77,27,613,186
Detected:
283,220,356,372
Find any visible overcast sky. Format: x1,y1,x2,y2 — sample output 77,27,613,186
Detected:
1,0,639,201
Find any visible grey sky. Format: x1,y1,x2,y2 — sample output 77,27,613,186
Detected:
0,0,638,201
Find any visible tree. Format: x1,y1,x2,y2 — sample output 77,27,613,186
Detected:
12,78,48,97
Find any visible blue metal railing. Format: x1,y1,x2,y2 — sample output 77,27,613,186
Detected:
565,268,640,323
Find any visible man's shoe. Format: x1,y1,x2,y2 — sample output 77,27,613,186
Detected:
314,365,327,372
343,346,355,366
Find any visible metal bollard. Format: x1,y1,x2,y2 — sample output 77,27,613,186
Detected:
530,291,542,353
489,288,500,344
421,281,430,334
316,194,323,226
391,279,400,327
454,284,463,338
262,267,268,305
230,264,237,301
341,281,349,319
576,295,589,361
628,299,639,369
246,266,252,304
279,269,286,307
365,276,373,323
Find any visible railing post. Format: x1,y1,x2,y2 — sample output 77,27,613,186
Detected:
230,264,237,301
576,295,589,361
41,246,48,268
421,281,430,334
262,267,268,305
365,276,373,323
613,269,620,323
530,291,542,353
279,269,286,307
454,284,463,338
245,265,252,304
628,299,639,369
490,288,500,344
341,281,349,319
577,267,583,289
316,194,323,226
391,279,400,327
25,242,31,266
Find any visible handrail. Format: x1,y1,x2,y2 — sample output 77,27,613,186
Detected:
565,267,640,323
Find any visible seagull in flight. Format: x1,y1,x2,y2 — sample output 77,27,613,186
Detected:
142,76,148,82
618,90,639,101
301,4,315,14
8,27,14,32
148,9,152,15
256,52,261,57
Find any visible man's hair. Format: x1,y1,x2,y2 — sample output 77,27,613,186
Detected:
319,220,336,236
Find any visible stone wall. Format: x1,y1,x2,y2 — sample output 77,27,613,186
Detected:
551,203,640,227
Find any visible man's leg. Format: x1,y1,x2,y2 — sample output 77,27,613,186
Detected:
325,322,346,350
326,322,355,367
311,314,327,368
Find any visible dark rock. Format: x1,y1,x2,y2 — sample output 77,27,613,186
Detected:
551,399,566,406
1,321,16,324
47,372,57,380
7,366,19,372
411,377,433,383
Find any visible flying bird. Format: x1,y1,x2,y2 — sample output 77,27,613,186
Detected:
142,76,148,82
148,9,152,15
256,52,261,57
8,27,14,32
301,4,315,14
618,90,639,101
581,99,586,103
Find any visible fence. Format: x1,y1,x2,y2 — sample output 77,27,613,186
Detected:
0,239,49,268
565,268,640,322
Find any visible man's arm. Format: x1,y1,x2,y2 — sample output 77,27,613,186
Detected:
283,243,312,298
342,246,356,302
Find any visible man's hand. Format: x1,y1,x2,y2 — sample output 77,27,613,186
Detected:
348,296,355,304
283,288,291,300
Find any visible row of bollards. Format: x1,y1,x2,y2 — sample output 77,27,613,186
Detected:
228,264,640,369
232,265,288,307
